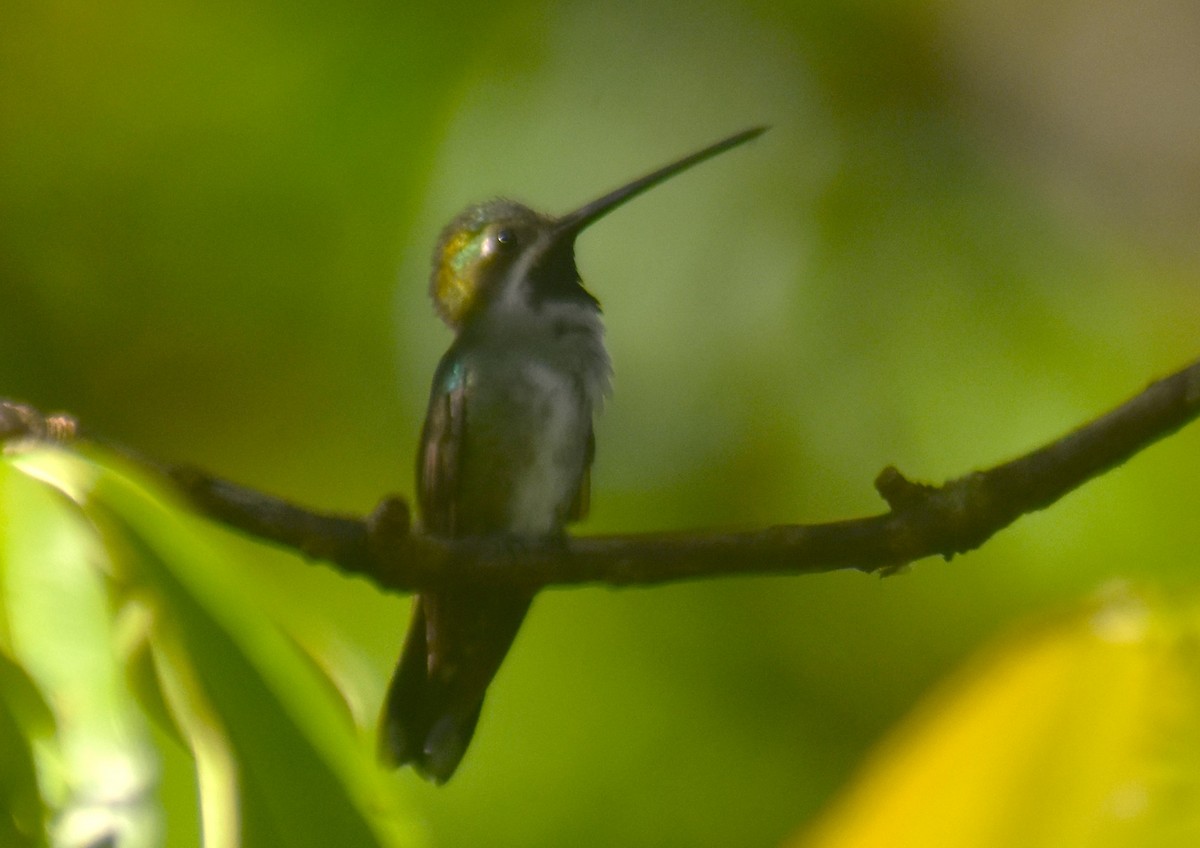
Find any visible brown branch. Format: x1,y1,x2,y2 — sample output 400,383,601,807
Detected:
4,355,1199,593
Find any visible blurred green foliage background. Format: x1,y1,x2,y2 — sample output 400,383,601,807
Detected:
2,0,1198,845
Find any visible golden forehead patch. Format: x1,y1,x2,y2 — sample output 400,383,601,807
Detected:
434,228,486,325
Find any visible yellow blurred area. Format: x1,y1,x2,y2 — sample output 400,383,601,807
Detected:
795,586,1200,848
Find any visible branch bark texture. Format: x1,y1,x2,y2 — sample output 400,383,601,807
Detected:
4,356,1199,594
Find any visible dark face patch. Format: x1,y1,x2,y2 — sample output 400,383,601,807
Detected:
526,236,600,313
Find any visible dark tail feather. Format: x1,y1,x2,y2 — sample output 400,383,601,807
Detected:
377,599,434,770
378,591,532,783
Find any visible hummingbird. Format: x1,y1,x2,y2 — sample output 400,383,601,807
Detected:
378,126,766,782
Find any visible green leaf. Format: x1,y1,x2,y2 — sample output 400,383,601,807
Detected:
0,652,50,848
9,448,419,848
1,454,159,848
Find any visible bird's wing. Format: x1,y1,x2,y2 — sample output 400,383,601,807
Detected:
389,353,537,782
417,355,467,536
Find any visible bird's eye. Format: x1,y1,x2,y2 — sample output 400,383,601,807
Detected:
495,228,516,249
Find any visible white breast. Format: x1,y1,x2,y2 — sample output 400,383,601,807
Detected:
505,360,589,536
467,298,611,537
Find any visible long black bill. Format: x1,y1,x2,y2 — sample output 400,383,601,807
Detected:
553,126,767,239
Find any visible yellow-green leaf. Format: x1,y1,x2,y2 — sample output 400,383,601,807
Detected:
1,455,159,848
10,447,418,848
792,586,1200,848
